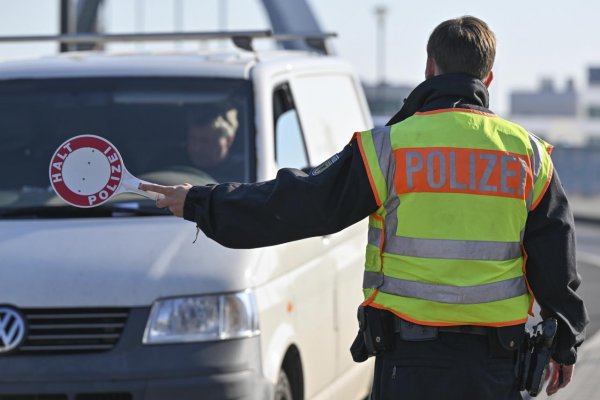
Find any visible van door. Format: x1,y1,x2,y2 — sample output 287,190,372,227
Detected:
289,74,371,384
272,83,338,397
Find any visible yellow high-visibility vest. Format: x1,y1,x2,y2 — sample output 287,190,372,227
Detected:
355,108,554,327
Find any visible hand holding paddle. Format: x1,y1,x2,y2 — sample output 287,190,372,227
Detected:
138,183,192,217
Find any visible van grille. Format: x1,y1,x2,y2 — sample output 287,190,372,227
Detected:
18,308,129,355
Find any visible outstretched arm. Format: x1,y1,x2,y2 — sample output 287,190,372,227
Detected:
140,141,378,248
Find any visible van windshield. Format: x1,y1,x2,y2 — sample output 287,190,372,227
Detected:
0,77,254,217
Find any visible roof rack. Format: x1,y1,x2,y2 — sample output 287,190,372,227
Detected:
0,30,337,53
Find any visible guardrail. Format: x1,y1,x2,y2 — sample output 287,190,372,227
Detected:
552,146,600,222
553,146,600,196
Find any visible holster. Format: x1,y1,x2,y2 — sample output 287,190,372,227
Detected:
516,318,558,397
350,306,394,363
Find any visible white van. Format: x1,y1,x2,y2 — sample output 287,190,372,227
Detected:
0,35,374,399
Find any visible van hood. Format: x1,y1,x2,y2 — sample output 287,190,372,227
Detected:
0,217,263,307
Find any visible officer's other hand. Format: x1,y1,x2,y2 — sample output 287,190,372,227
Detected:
546,359,574,396
139,183,192,217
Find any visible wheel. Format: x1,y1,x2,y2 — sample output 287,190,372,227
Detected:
274,370,294,400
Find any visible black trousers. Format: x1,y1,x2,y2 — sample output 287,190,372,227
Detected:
370,332,523,400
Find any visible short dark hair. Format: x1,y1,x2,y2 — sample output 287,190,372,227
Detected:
426,16,496,80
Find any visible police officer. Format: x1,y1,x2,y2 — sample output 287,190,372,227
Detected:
141,16,588,400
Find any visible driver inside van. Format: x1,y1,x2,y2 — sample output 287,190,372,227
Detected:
185,105,239,182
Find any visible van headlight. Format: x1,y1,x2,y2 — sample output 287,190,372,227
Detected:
143,291,260,344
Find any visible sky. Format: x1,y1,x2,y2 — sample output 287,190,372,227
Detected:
0,0,599,114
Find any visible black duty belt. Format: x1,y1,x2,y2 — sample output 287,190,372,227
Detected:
393,316,488,341
438,325,488,335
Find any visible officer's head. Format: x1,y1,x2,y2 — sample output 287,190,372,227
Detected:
426,16,496,87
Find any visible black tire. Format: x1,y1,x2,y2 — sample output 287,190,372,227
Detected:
274,370,294,400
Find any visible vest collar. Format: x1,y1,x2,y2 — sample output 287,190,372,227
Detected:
386,73,491,126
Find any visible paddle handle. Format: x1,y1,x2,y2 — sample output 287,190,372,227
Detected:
120,170,164,201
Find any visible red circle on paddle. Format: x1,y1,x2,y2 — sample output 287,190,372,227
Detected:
49,135,124,208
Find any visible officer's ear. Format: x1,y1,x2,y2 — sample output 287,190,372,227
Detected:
483,71,494,88
425,57,438,79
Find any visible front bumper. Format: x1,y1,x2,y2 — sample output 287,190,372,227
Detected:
0,308,270,399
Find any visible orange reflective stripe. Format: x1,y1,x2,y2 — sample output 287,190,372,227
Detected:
414,108,497,117
394,147,533,199
361,289,379,306
354,132,382,207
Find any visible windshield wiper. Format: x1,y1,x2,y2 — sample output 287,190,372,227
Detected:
0,203,170,219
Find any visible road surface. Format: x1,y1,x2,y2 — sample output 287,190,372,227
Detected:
535,219,600,399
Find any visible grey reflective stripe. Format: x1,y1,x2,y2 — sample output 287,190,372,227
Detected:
371,126,404,256
526,190,533,212
363,270,383,289
363,270,384,288
368,227,382,248
383,196,400,249
529,134,544,182
363,271,528,304
367,227,521,261
528,134,546,211
370,126,402,257
371,126,394,185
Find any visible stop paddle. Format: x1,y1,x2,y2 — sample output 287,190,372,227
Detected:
49,134,162,207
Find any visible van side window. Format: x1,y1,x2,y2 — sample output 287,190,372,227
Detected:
273,84,310,170
290,74,370,164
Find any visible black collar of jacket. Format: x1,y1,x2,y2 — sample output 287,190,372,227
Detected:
385,73,492,126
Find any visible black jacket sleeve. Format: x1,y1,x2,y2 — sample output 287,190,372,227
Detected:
183,140,379,248
523,172,589,365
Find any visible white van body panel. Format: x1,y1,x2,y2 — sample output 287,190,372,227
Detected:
0,217,264,307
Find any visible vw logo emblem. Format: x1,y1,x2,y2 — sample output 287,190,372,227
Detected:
0,307,25,353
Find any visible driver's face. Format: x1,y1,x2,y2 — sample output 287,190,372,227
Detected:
187,123,232,168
